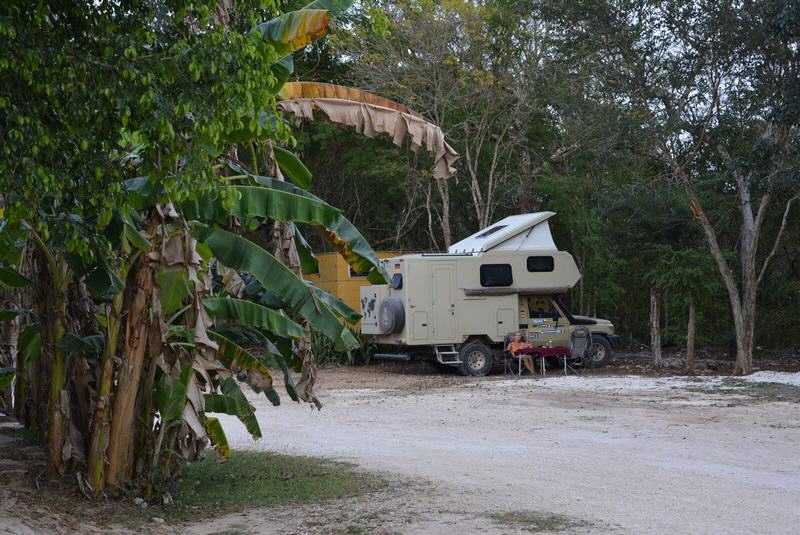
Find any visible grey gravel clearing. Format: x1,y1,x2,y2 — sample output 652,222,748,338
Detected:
207,368,800,535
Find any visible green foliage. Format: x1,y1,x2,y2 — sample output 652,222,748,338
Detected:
57,334,104,353
203,297,303,339
0,368,16,390
274,146,313,188
204,378,261,439
0,0,291,260
194,224,360,348
157,364,193,423
0,267,31,288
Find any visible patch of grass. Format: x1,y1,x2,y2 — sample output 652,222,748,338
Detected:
164,450,385,521
489,510,590,533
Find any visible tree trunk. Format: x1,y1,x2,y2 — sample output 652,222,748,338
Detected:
106,252,156,489
686,300,696,375
0,288,20,413
435,178,451,249
732,299,756,375
86,293,123,498
650,287,662,367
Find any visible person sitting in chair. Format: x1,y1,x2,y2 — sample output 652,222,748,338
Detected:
507,331,535,373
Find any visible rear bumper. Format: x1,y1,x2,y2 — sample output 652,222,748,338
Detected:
608,334,621,348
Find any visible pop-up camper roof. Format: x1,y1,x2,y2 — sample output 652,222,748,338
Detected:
448,212,557,254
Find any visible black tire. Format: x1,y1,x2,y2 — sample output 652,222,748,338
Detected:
585,336,612,368
458,342,493,376
378,297,405,334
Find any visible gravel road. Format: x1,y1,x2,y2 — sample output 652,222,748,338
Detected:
215,368,800,535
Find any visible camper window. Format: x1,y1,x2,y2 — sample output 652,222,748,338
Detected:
390,273,403,290
527,256,554,272
476,225,507,238
480,264,513,287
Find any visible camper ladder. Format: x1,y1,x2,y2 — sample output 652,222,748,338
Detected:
435,345,461,365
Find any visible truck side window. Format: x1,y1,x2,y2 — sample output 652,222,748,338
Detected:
480,264,513,287
527,256,554,272
528,297,559,319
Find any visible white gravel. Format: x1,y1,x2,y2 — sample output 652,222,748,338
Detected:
217,372,800,534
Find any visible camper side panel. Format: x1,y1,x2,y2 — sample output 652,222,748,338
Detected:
455,261,518,343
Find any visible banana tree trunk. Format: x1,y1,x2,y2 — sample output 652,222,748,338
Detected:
0,289,19,412
30,230,71,475
86,293,123,497
106,250,156,489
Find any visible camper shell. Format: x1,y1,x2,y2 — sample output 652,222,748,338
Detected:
360,212,620,375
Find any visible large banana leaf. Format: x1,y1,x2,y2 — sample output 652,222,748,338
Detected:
255,9,330,58
292,223,319,275
194,225,360,349
18,325,41,364
212,326,296,403
273,146,312,189
308,284,360,324
265,0,354,93
183,185,340,228
242,176,387,284
160,269,192,315
253,177,387,282
204,378,261,439
202,416,231,459
157,365,193,422
0,266,31,287
278,82,419,115
203,297,303,339
208,330,274,396
57,333,104,353
270,55,294,93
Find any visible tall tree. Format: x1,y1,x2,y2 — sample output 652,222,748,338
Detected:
542,0,800,373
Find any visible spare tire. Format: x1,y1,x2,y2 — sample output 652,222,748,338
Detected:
378,297,405,334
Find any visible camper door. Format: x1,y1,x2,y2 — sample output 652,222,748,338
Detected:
430,263,456,342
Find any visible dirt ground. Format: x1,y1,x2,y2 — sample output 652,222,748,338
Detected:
206,359,800,535
3,353,800,535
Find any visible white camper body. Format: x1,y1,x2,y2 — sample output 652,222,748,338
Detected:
360,213,584,355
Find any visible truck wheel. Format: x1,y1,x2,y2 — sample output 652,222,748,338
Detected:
458,342,493,376
378,297,405,334
586,336,612,368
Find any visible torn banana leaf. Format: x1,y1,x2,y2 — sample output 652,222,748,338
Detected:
202,416,231,459
208,330,274,393
204,378,261,439
203,296,303,339
183,185,340,229
253,176,387,283
255,9,330,59
292,223,319,276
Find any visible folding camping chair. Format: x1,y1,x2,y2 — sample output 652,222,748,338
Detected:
503,332,526,375
553,326,591,375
